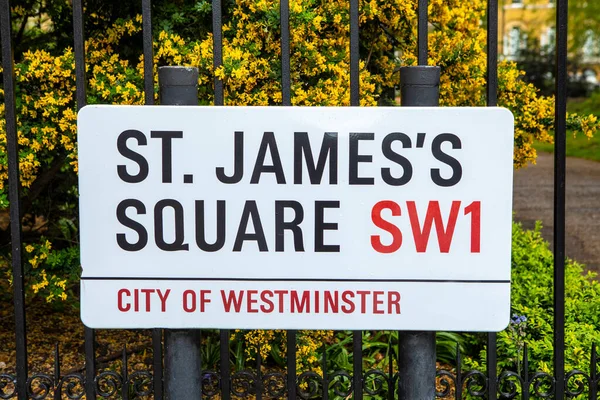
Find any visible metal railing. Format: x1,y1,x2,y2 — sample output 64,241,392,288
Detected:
0,0,594,398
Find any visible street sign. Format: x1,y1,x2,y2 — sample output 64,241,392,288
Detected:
78,105,514,331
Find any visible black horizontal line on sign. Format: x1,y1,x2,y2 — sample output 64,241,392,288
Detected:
81,277,510,284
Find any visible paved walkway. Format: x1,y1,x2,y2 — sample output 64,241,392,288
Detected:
513,152,600,273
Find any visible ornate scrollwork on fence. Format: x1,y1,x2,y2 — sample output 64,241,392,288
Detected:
26,374,53,400
463,370,488,398
498,370,524,399
230,370,257,397
436,369,456,398
565,369,589,398
1,364,598,399
528,371,555,398
363,369,388,396
263,371,286,398
297,371,322,399
328,370,353,398
0,374,15,399
201,371,220,397
57,374,85,399
128,370,152,397
94,371,122,398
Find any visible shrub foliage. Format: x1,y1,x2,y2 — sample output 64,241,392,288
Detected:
466,222,600,375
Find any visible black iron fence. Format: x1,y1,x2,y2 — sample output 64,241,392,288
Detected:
0,0,597,398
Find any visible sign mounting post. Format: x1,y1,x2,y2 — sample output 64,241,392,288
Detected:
158,66,201,400
397,65,440,400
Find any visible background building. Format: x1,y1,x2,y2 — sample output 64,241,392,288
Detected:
500,0,599,89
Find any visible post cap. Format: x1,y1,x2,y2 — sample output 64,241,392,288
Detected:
158,66,199,87
400,66,441,87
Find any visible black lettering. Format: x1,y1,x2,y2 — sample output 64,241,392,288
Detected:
275,201,305,252
150,131,183,183
315,201,340,252
233,201,268,251
117,130,149,183
216,131,244,184
195,200,226,252
154,199,189,251
349,132,374,185
381,132,413,186
431,133,462,187
116,199,148,251
250,132,286,184
294,132,338,184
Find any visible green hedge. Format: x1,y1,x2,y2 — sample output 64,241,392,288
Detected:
465,221,600,377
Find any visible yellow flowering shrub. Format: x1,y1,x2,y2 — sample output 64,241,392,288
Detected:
155,0,597,167
0,0,597,365
232,329,333,372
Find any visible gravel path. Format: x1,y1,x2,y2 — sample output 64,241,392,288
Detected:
513,151,600,273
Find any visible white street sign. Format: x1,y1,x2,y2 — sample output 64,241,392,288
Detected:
78,105,514,331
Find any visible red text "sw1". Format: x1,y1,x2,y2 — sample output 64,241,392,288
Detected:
371,200,480,254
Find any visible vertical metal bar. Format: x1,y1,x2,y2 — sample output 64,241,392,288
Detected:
349,3,361,396
455,345,462,400
417,0,428,65
121,346,129,400
142,0,154,105
84,328,96,399
152,329,163,400
522,344,529,400
486,2,499,399
398,66,440,400
554,0,567,398
220,330,231,400
54,344,61,400
396,330,401,398
280,0,291,106
486,333,498,400
73,4,96,398
287,330,296,399
353,331,363,400
590,344,597,400
73,0,87,111
349,0,359,106
0,3,28,399
256,352,262,400
142,5,162,398
142,4,162,395
212,0,223,105
388,348,394,400
487,0,498,107
209,35,224,400
322,344,328,400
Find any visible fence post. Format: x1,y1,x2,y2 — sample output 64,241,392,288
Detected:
158,66,202,400
397,65,440,400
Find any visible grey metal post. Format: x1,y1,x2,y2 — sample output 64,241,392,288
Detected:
160,66,199,106
397,65,440,400
158,66,202,400
400,66,440,107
